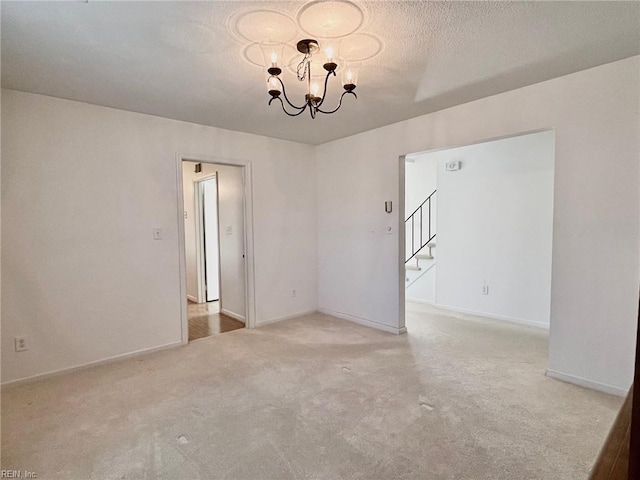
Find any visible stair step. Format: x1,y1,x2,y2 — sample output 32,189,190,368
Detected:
405,264,421,271
416,253,433,260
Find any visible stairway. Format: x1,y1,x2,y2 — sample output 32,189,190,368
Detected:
405,189,436,264
405,242,436,286
405,189,436,292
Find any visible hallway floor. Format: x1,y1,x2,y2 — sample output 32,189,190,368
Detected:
188,300,244,341
1,304,622,479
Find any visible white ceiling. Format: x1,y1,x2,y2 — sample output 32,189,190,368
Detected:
2,1,639,145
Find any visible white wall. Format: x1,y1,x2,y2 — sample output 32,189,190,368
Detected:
406,264,436,303
182,161,245,319
434,131,554,327
1,90,317,384
2,57,639,395
405,154,438,216
317,56,640,394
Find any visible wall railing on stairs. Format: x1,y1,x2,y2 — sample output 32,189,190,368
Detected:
405,189,436,263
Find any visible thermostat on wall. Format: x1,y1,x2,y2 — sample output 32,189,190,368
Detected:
445,161,461,171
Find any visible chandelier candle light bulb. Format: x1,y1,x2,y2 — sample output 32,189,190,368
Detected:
341,61,360,92
260,40,284,76
310,79,321,98
326,46,334,61
261,38,357,119
323,44,338,72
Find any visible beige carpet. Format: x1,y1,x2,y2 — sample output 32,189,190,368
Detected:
1,303,622,479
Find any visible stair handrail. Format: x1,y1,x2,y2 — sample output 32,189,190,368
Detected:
405,189,436,263
406,189,437,222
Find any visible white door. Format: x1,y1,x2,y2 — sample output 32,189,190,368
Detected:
202,178,220,302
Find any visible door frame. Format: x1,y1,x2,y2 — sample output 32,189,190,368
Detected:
630,293,639,477
194,173,221,304
176,154,256,344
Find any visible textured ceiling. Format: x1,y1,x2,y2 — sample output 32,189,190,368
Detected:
2,1,639,145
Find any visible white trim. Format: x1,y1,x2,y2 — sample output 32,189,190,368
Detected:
428,302,550,330
176,154,256,341
319,308,408,335
406,297,435,305
194,178,206,303
187,295,198,303
221,308,245,324
255,309,319,327
194,173,222,305
545,369,628,397
176,156,190,344
1,341,183,388
397,155,407,333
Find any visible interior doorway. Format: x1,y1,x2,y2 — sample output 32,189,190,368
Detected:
401,129,555,330
180,160,249,341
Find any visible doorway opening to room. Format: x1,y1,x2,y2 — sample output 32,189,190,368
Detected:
401,130,555,335
180,160,249,342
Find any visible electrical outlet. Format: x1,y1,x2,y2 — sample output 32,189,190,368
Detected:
292,289,296,297
481,285,489,295
15,336,28,352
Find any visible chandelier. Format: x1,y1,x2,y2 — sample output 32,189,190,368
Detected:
261,38,359,119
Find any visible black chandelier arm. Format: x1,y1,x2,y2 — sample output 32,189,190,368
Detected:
269,96,308,117
315,70,336,109
273,76,306,111
316,90,357,115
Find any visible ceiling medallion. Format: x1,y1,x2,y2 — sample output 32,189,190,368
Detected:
261,38,359,119
296,0,365,39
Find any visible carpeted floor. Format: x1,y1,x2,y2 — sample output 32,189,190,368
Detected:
1,303,622,479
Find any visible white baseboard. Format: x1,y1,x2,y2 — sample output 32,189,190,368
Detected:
406,297,435,305
418,302,550,330
221,308,245,324
319,308,407,335
545,369,628,397
255,309,318,327
187,295,198,303
1,340,183,388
